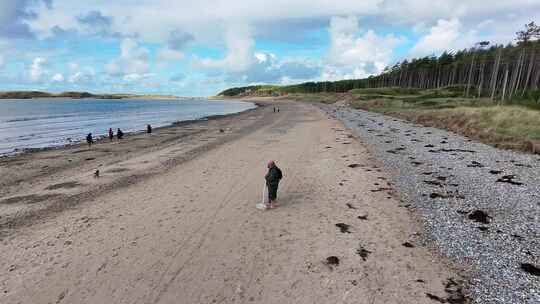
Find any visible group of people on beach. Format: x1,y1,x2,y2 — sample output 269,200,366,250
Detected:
85,120,283,210
86,124,152,148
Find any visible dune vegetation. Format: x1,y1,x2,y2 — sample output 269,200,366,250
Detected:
218,22,540,153
349,86,540,152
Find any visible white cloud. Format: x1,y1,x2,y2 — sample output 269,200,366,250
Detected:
410,18,484,57
105,38,150,76
410,18,462,56
326,16,404,77
52,73,64,82
198,23,254,72
157,48,184,62
5,0,540,95
123,73,155,82
68,69,95,84
30,57,47,81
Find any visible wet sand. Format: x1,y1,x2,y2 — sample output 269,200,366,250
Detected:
1,100,462,303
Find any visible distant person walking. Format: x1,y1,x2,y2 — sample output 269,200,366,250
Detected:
147,124,152,134
265,160,283,209
117,128,124,140
86,133,93,148
108,128,114,141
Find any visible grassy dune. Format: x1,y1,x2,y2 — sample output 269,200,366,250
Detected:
349,87,540,153
284,93,342,104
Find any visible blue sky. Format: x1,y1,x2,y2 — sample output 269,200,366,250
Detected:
0,1,539,96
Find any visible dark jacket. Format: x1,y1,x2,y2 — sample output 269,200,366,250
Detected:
86,133,93,143
265,165,283,186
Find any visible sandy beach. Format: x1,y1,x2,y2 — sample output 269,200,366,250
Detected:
0,100,463,303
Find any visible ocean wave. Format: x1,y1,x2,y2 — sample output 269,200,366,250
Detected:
4,114,79,123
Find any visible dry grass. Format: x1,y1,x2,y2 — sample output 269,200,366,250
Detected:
286,93,341,104
351,98,540,153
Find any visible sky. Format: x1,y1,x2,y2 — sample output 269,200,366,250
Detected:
0,0,539,96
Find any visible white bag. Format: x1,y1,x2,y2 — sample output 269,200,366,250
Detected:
256,183,268,210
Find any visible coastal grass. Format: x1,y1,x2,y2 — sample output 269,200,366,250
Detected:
351,91,540,152
286,93,340,104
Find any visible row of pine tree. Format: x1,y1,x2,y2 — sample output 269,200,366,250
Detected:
219,22,540,102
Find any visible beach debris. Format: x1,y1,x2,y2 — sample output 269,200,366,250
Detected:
468,210,491,224
425,293,446,303
94,170,100,178
345,203,356,209
416,279,426,283
467,161,484,168
357,214,368,220
57,289,67,304
402,242,414,248
496,175,524,186
335,223,351,233
429,192,450,199
424,180,442,187
348,163,360,168
428,148,476,154
521,263,540,276
489,170,503,175
411,161,423,166
370,187,393,192
356,246,371,261
444,278,469,304
326,256,340,266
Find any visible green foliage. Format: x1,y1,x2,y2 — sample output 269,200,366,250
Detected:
350,87,421,96
218,22,540,102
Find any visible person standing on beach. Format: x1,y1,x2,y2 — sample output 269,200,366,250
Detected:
147,124,152,134
265,160,283,209
108,128,114,141
86,133,93,148
117,128,124,140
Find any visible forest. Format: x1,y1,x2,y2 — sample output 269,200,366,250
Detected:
219,22,540,103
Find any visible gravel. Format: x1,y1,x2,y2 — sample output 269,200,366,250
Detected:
319,105,540,304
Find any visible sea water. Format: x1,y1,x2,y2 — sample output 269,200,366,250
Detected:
0,98,256,155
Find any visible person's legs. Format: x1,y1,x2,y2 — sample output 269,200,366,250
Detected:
268,185,278,208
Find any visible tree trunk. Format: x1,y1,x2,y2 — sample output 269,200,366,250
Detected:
490,48,502,100
501,66,509,105
522,48,536,95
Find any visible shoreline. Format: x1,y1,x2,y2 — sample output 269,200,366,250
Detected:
0,100,259,158
1,99,460,303
319,102,540,303
0,100,267,230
